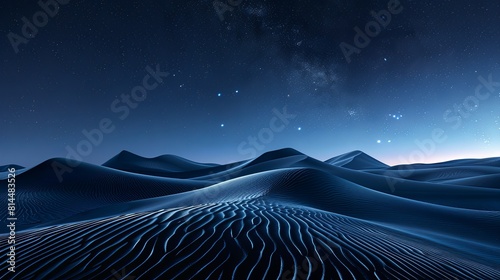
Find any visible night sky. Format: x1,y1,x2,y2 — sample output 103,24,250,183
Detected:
2,0,500,168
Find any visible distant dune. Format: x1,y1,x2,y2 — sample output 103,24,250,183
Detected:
102,150,222,178
325,150,389,169
0,164,24,172
1,148,499,279
0,164,25,180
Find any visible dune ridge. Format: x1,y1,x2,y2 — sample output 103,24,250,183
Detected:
1,148,499,279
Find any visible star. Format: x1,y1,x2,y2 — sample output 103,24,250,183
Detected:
377,140,381,144
390,114,403,120
297,127,302,131
217,93,222,97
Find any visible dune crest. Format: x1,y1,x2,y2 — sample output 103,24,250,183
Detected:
1,148,499,279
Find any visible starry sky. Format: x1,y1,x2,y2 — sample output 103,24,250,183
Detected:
2,0,500,167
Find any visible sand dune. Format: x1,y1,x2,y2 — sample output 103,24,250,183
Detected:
0,164,24,172
102,150,226,178
0,158,210,231
325,150,389,170
0,164,25,180
1,149,499,279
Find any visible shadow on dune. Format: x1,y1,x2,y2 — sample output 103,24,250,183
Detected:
1,148,499,279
